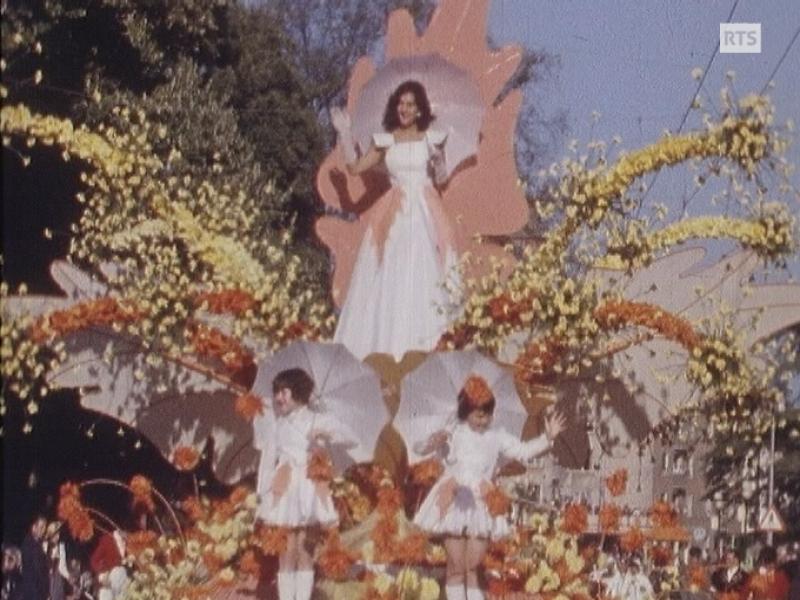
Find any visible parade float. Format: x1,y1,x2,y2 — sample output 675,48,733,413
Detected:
2,0,798,598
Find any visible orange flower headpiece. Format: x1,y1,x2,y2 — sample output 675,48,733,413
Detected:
461,375,494,408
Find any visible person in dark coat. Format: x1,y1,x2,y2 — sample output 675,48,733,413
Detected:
20,515,50,600
710,548,749,598
2,544,24,600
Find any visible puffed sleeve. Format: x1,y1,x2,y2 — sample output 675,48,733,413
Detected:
425,129,448,146
372,133,394,149
497,429,551,462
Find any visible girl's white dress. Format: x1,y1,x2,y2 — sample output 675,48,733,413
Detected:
254,405,356,527
413,424,551,539
334,130,458,360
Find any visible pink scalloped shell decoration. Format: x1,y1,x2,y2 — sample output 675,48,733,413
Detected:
315,0,527,306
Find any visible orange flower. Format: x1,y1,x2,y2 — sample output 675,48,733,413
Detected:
437,323,478,350
307,448,334,483
409,458,444,487
187,323,253,372
279,320,320,343
195,289,256,315
599,503,621,532
57,482,94,542
483,485,511,518
126,530,158,558
129,475,156,513
317,531,358,580
376,486,403,517
202,550,224,573
173,446,200,471
513,335,566,386
605,469,628,497
462,375,493,407
238,549,261,579
594,300,700,351
371,515,399,562
620,527,645,553
234,393,264,421
394,532,427,564
561,503,588,535
228,485,250,507
181,496,205,522
254,524,288,556
650,500,678,528
487,293,531,325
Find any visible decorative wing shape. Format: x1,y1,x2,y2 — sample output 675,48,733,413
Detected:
3,261,262,483
589,248,800,451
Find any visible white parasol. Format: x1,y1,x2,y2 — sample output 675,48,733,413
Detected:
393,350,527,463
251,340,388,470
351,53,484,177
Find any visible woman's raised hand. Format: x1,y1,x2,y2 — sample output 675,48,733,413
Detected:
330,107,351,134
544,411,566,442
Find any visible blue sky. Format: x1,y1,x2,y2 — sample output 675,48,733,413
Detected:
489,1,798,168
489,0,800,279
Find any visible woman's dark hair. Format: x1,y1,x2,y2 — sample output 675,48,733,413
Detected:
382,80,435,132
272,368,314,404
456,389,496,421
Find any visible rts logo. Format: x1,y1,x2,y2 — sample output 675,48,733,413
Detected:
720,23,761,53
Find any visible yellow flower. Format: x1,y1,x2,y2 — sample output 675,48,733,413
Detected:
419,577,440,600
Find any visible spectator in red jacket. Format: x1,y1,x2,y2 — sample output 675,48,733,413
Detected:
747,546,790,600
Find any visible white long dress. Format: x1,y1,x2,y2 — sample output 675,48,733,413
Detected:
413,424,551,539
254,405,357,527
334,130,459,360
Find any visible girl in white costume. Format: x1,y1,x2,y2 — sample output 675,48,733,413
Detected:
331,80,458,360
254,368,358,600
412,376,565,600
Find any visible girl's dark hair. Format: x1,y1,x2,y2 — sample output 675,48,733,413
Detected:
456,389,496,421
382,80,435,132
272,368,314,404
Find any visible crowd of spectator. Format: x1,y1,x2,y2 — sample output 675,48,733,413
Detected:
2,515,128,600
592,543,799,599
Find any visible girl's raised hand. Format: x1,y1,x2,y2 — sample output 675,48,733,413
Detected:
309,429,332,445
544,411,566,442
426,429,449,452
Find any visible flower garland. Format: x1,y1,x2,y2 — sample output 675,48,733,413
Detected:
594,300,700,351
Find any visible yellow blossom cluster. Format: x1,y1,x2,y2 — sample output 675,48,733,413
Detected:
2,101,333,411
686,334,753,398
0,288,63,421
482,511,591,598
597,204,795,270
124,490,258,600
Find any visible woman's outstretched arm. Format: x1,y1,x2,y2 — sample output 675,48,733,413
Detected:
331,107,384,175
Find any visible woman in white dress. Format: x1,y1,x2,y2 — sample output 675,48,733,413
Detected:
411,376,565,600
331,80,459,360
254,368,358,600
